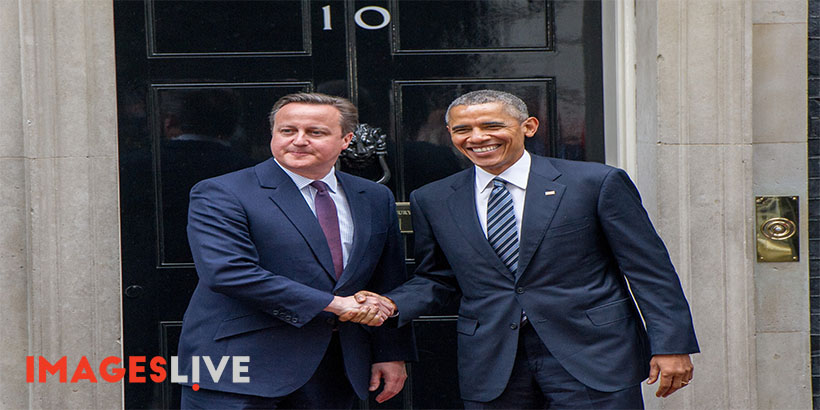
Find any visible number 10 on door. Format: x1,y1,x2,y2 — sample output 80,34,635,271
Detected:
322,5,391,30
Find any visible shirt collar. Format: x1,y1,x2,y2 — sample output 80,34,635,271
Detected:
475,151,531,194
275,159,338,193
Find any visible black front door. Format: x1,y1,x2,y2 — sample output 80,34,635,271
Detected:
114,1,603,408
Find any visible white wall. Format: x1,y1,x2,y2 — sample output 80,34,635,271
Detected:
752,0,811,408
0,1,123,408
632,0,810,409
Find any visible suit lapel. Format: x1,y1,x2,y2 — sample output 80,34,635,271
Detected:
446,169,515,282
334,173,370,288
256,159,336,280
517,156,565,279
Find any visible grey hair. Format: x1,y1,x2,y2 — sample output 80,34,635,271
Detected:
269,92,359,135
445,89,529,124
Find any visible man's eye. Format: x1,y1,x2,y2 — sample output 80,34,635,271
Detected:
280,129,295,134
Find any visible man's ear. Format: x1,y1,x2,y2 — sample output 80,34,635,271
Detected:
341,132,354,149
522,117,539,138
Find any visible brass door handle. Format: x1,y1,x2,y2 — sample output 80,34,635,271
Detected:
760,217,796,240
755,196,799,262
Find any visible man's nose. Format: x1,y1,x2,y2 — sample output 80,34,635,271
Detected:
293,131,309,145
469,129,490,141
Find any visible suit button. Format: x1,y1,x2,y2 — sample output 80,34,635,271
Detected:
510,323,519,330
285,315,292,321
516,287,525,294
273,310,280,315
292,317,298,323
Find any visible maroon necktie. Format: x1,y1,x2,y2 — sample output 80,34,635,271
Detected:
311,181,344,279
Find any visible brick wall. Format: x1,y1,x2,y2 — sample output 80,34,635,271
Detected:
809,1,820,407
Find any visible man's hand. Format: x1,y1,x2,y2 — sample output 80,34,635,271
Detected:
370,361,407,403
354,290,397,316
323,295,384,326
646,354,694,398
335,290,397,326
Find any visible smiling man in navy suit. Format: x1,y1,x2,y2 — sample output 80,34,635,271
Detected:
178,92,415,409
356,90,699,409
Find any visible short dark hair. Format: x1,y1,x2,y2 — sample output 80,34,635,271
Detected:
269,92,358,135
445,89,529,124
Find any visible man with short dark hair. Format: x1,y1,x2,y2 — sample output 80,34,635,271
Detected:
178,92,415,409
356,89,699,409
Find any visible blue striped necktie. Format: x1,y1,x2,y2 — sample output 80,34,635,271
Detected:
487,178,519,273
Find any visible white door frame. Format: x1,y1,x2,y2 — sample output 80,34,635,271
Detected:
602,0,636,176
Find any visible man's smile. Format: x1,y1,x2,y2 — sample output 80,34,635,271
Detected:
471,145,501,153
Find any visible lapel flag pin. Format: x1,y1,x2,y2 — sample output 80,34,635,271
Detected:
545,190,555,196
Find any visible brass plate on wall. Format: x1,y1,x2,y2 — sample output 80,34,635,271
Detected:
396,202,413,234
755,196,799,262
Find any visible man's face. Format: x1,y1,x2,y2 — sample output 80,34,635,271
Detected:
447,102,538,175
270,103,353,180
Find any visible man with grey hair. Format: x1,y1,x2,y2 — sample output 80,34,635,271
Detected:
178,92,415,409
355,89,699,408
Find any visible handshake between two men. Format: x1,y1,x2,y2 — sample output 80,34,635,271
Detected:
324,291,396,326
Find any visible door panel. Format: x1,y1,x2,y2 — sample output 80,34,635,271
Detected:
115,1,603,408
392,0,553,52
151,84,308,266
147,1,310,56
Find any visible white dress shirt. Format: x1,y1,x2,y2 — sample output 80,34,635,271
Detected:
474,151,531,241
275,160,354,268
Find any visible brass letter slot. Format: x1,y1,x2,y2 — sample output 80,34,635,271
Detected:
396,202,412,234
755,196,799,262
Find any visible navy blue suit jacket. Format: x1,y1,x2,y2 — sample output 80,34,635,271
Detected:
178,158,416,399
388,154,698,402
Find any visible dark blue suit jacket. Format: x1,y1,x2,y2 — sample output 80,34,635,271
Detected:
388,154,698,402
178,158,416,399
